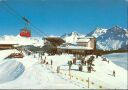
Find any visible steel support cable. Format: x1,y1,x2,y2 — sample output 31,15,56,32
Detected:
1,1,47,37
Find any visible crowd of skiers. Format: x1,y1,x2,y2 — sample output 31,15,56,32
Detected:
36,53,116,77
67,55,116,77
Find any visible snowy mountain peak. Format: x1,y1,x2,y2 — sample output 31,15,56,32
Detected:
108,26,126,34
69,31,79,36
61,31,83,37
111,25,122,29
87,27,107,38
96,26,128,50
61,31,86,44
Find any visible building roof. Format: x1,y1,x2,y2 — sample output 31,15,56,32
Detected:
0,44,18,45
45,37,65,45
77,36,95,39
77,36,95,43
57,46,93,50
77,38,90,43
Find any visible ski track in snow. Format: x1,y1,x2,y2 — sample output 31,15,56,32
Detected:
0,60,25,84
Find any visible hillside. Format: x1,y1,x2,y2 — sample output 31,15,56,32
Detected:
0,49,127,89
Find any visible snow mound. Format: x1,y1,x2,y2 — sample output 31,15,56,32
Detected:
0,59,25,84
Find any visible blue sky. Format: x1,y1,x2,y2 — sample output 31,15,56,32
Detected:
0,0,127,36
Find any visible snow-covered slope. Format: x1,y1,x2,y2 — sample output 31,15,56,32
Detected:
61,32,85,44
87,26,128,50
0,49,127,89
0,35,44,46
104,53,128,70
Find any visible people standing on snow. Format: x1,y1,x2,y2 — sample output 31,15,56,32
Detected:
68,61,72,70
81,59,84,65
45,56,46,60
43,60,46,64
51,60,53,65
51,60,53,67
34,54,36,58
78,64,83,71
87,55,95,73
84,60,86,66
113,70,115,77
108,60,109,64
73,58,76,64
57,66,60,73
68,60,72,74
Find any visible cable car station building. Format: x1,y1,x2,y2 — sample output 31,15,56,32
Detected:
44,36,96,56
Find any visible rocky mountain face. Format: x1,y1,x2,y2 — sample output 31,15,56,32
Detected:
61,26,128,50
87,26,128,50
0,26,127,50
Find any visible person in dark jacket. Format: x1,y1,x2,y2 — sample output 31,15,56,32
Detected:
113,70,115,77
84,61,86,66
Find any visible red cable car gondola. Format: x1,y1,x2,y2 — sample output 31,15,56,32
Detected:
20,28,31,37
20,16,31,37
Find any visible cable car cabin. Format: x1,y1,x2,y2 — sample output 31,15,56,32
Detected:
20,29,31,37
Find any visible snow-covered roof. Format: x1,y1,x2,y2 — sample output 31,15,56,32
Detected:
77,36,95,43
77,38,90,43
58,46,93,50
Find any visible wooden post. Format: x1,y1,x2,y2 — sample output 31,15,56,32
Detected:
88,77,89,88
69,66,71,79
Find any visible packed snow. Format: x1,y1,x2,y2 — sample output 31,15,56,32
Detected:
0,49,127,89
0,60,25,84
104,53,128,70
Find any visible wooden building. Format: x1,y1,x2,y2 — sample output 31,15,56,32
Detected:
57,36,96,56
43,37,65,54
76,37,96,50
0,44,18,50
44,37,65,46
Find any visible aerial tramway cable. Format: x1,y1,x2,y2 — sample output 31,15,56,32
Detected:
0,1,47,37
